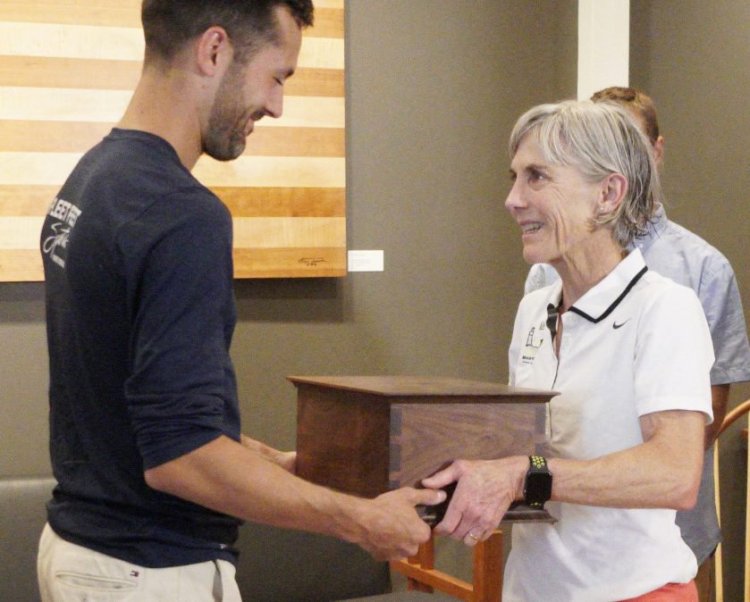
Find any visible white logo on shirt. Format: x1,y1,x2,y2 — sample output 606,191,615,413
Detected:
521,326,545,364
42,197,82,269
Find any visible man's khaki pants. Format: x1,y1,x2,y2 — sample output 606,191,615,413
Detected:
37,523,242,602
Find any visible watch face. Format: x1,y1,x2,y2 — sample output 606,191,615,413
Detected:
533,473,552,501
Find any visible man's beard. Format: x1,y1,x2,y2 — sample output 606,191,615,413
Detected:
203,70,248,162
203,106,247,162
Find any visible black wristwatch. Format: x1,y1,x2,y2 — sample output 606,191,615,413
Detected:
524,455,552,509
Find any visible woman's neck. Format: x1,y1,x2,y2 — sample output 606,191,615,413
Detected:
552,238,625,311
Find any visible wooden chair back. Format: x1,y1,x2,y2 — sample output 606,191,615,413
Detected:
390,529,503,602
713,397,750,602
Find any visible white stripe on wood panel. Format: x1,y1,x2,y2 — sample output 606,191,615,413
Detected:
0,4,141,28
313,0,344,8
0,22,143,61
0,216,43,249
267,96,345,129
233,217,345,248
298,37,345,70
0,2,343,32
0,88,345,128
0,153,80,186
0,87,133,122
3,0,141,9
0,152,345,188
0,22,344,70
195,156,345,188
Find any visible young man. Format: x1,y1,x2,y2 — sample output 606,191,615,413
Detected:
524,87,750,602
38,2,443,600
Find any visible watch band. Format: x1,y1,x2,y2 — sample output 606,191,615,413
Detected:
529,455,547,471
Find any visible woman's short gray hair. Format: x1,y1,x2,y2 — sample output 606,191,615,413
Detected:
508,99,662,248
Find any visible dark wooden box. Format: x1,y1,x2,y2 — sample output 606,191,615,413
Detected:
291,376,555,519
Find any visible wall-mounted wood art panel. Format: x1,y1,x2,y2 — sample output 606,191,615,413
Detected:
0,0,346,281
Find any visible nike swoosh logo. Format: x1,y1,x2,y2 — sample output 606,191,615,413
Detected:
612,320,630,329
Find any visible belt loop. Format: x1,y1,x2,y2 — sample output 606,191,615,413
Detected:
212,560,224,601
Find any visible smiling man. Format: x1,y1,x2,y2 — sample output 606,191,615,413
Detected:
37,2,443,600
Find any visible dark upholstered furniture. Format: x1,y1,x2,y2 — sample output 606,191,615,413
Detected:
0,476,397,601
0,476,51,602
235,521,391,601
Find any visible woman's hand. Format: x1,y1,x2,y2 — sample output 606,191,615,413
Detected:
422,456,527,546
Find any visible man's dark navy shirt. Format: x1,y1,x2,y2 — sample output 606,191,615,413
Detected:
40,129,242,567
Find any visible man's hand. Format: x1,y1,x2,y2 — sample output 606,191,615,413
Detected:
240,435,296,473
351,487,446,561
421,456,526,546
145,435,444,560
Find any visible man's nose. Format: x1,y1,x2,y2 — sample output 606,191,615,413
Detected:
266,88,284,119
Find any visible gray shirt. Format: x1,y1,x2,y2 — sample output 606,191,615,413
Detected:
523,206,750,563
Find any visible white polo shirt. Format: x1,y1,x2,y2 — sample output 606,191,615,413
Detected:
504,249,714,602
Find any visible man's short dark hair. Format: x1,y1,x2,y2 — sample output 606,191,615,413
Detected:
591,86,660,145
141,0,314,64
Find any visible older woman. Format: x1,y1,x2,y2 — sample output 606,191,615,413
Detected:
423,100,713,601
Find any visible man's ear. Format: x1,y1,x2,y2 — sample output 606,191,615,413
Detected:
598,173,628,216
195,26,233,77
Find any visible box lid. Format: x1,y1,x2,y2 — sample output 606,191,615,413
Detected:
288,375,557,403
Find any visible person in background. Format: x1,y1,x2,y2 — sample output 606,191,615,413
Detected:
525,86,750,602
424,99,713,601
37,2,443,600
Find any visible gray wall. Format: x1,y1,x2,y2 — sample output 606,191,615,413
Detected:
631,1,750,601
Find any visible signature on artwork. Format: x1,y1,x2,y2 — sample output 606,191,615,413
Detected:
299,257,327,267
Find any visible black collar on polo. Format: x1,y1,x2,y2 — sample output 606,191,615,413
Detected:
568,265,648,324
